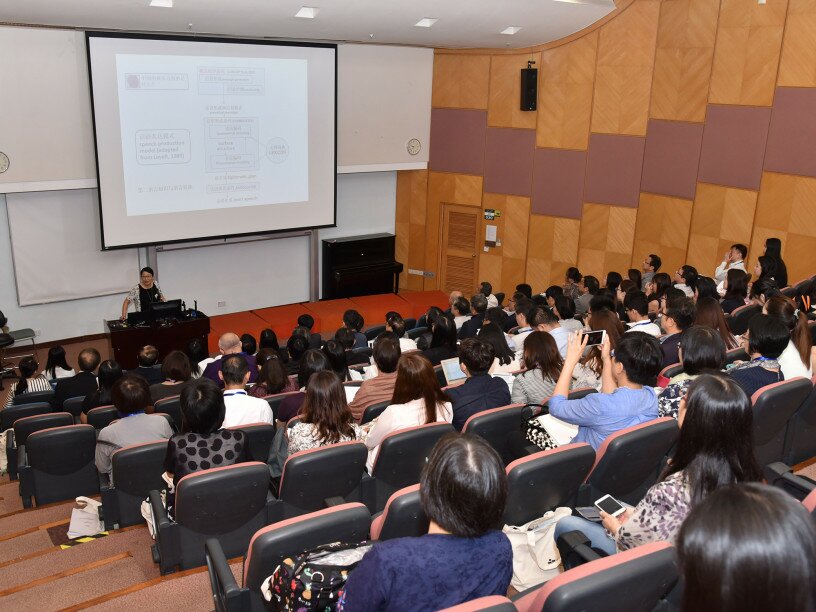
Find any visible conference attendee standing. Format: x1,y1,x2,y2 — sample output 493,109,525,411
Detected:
764,237,788,288
120,266,165,319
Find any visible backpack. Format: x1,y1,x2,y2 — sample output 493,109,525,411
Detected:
262,541,373,610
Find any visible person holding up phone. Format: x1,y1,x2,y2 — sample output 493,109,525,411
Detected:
553,373,762,555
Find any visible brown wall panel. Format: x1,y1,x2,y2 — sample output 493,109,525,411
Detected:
488,54,541,129
577,203,638,280
526,215,581,289
432,54,491,109
778,0,816,86
395,170,429,291
631,193,694,277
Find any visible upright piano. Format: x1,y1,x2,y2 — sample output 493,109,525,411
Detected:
322,233,404,299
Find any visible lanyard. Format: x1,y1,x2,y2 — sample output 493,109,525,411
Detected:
223,391,247,397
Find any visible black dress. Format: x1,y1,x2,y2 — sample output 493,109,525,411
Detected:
138,284,162,312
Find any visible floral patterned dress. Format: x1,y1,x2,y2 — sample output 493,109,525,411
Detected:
616,472,691,551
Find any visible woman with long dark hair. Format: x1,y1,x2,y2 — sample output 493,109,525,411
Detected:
364,353,452,471
694,276,718,301
511,331,568,405
422,314,458,365
763,237,788,288
763,296,813,379
185,338,209,378
572,309,625,391
720,268,749,314
478,321,520,374
645,272,672,315
674,265,698,297
3,356,52,408
81,359,124,415
248,351,298,397
43,345,74,379
694,296,738,349
555,373,762,554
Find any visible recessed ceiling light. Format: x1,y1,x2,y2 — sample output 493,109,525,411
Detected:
415,18,438,28
295,6,319,19
501,26,522,35
149,0,173,7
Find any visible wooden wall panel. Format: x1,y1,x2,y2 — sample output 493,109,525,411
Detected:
526,215,581,289
778,0,816,86
395,170,429,291
537,33,599,150
686,182,758,276
631,194,694,276
591,0,661,135
478,194,531,291
577,203,638,279
708,0,787,106
432,54,492,109
488,54,541,129
650,0,720,122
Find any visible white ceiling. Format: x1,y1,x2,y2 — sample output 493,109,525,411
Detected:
0,0,616,49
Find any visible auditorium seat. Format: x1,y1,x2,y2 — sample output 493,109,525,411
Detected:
404,317,417,330
153,395,182,430
86,405,118,429
265,391,300,421
367,422,455,511
724,347,750,365
407,326,428,340
150,462,274,574
727,303,761,335
658,362,683,380
370,484,427,541
101,440,169,529
783,377,816,465
360,399,390,425
513,541,679,612
228,422,276,463
13,389,54,406
434,365,447,388
765,462,816,502
803,488,816,517
19,424,99,508
364,324,387,341
62,396,85,419
439,596,516,611
503,444,596,526
462,404,525,465
6,411,72,481
273,442,368,521
0,401,52,431
751,377,812,467
206,503,371,612
578,418,679,506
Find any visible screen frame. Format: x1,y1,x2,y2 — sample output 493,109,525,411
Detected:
85,30,338,251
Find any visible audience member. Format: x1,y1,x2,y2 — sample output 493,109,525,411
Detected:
277,349,332,422
451,296,471,330
43,345,74,380
248,352,297,398
572,309,625,391
544,285,564,308
575,274,599,316
287,371,363,454
478,321,521,374
52,347,101,409
386,312,417,352
763,296,813,379
459,294,487,339
753,254,779,287
548,332,662,450
240,333,257,356
511,298,536,351
553,294,582,332
516,283,533,300
563,267,582,302
80,359,124,418
556,373,761,554
422,315,458,365
348,333,401,422
605,271,623,294
186,338,209,378
284,334,310,375
343,309,367,349
640,253,661,291
627,268,642,292
533,306,570,358
322,339,358,383
616,279,637,322
364,353,452,471
511,331,568,405
95,376,173,475
447,338,510,431
749,276,782,305
695,296,738,349
659,326,726,418
335,327,370,366
728,314,786,396
623,291,661,337
763,237,788,288
720,268,749,314
694,276,718,301
339,434,512,611
714,243,747,287
589,289,616,315
446,290,463,314
674,264,698,298
484,306,510,334
659,297,696,367
645,272,672,315
203,333,258,387
219,354,274,426
259,328,289,363
129,345,163,385
149,350,192,403
479,281,499,309
297,314,323,349
4,356,52,408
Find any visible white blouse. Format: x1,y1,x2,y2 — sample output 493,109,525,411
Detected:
778,340,812,380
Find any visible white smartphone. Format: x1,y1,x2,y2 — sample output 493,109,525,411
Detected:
582,329,607,347
594,494,626,517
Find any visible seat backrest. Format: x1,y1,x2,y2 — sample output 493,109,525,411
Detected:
504,444,596,526
153,395,182,430
87,405,119,429
361,400,391,425
1,402,53,431
407,326,428,340
265,391,301,421
372,422,456,489
439,596,516,611
27,424,97,474
243,502,371,591
659,362,684,380
752,378,813,466
365,324,387,341
588,418,679,506
279,442,368,512
803,489,816,516
784,379,816,465
13,389,55,406
404,317,417,330
371,484,428,541
175,462,270,534
228,422,276,462
462,404,525,465
724,347,749,365
728,304,761,335
434,365,447,388
514,542,678,612
111,440,170,497
62,396,86,417
13,412,73,446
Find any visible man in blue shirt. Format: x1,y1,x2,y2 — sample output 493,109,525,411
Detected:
548,330,662,450
448,338,511,430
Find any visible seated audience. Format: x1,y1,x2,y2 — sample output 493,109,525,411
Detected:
645,272,672,315
714,243,747,287
343,309,368,349
4,356,53,408
277,349,331,422
605,271,623,294
203,333,258,387
447,338,511,431
677,483,816,612
52,347,101,409
544,285,564,308
575,274,599,316
478,321,521,374
533,306,570,358
515,283,533,300
287,370,363,454
297,314,323,349
95,376,173,475
149,350,193,403
695,296,738,349
479,281,499,309
749,276,782,306
628,269,642,293
322,339,362,385
548,332,662,451
572,309,625,391
511,298,536,351
335,327,370,366
720,268,749,314
219,354,274,426
284,334,310,375
484,306,511,336
728,314,787,397
248,351,298,398
129,345,163,385
422,314,458,366
763,236,788,288
451,296,471,330
658,326,726,418
674,264,698,298
660,297,696,367
459,294,487,339
339,434,512,611
80,359,124,418
348,333,401,422
616,280,637,322
446,291,463,316
556,373,762,554
511,331,567,405
589,289,617,315
553,294,582,332
240,333,257,356
43,345,74,380
640,253,661,291
623,291,661,337
386,312,417,352
563,267,582,302
763,296,813,379
364,353,452,471
258,328,289,364
694,276,718,301
186,338,210,379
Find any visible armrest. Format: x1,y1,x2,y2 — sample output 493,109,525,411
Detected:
765,462,816,501
149,489,179,575
17,444,33,508
6,432,18,480
557,530,604,570
100,476,118,531
205,538,248,612
149,489,172,530
5,430,14,450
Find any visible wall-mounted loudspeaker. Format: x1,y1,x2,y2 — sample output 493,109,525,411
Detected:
520,62,538,112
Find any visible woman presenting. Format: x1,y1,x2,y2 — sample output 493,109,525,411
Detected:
121,266,165,319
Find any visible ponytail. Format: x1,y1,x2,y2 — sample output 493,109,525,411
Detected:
765,296,812,367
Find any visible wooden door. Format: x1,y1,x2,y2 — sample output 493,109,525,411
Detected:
439,204,480,294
